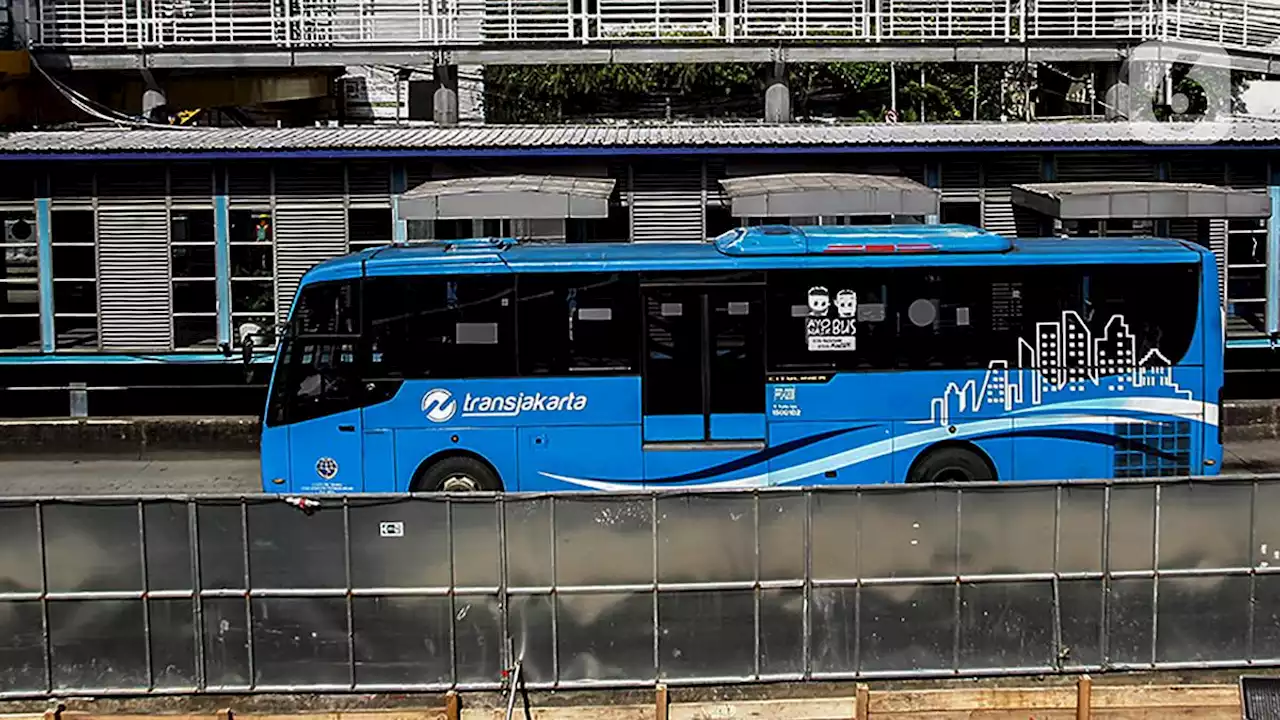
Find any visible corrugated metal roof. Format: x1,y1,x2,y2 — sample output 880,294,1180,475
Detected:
4,121,1280,155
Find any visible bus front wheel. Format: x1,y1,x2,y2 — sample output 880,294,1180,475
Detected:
413,455,503,493
907,445,995,484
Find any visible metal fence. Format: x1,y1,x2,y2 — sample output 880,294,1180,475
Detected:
23,0,1280,53
1,477,1279,698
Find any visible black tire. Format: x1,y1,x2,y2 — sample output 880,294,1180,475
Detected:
413,455,503,492
907,445,995,484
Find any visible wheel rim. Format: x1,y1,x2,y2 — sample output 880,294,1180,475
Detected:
932,467,974,484
440,474,481,492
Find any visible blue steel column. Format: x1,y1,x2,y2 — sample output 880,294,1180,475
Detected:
391,164,407,243
1267,179,1279,335
36,198,53,353
925,162,940,224
214,194,231,348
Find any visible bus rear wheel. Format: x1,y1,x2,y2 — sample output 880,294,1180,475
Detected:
907,445,995,484
413,456,503,493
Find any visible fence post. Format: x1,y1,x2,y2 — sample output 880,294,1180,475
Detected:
656,684,669,720
1076,675,1092,719
445,690,460,720
855,683,870,719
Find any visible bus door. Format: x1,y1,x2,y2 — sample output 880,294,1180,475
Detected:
641,275,767,480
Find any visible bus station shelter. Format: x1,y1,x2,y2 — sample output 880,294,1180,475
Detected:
719,172,941,224
396,174,618,241
1011,180,1277,343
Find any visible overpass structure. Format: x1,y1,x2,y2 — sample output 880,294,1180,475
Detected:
16,0,1280,69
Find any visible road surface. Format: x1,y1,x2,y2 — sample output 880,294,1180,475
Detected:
0,440,1276,496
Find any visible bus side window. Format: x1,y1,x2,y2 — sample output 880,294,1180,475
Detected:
893,267,1003,370
516,272,640,375
764,269,893,372
363,274,516,379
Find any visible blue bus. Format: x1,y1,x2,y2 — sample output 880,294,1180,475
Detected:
259,224,1223,494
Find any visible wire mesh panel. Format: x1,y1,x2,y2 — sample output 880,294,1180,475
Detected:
1,478,1280,698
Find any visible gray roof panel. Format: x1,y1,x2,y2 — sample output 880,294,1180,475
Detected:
1012,181,1273,219
399,174,617,219
6,120,1280,156
719,172,940,217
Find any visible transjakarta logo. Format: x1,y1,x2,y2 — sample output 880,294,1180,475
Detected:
421,388,588,422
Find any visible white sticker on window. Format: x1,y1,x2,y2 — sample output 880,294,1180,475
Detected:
379,521,405,538
456,322,499,345
728,301,750,316
956,307,971,326
805,287,856,351
661,302,683,317
578,307,613,321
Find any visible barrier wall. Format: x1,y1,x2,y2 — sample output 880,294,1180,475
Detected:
0,478,1277,697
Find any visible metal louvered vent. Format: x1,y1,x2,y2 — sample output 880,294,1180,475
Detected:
49,164,94,201
982,194,1017,237
1055,152,1157,181
982,155,1041,238
631,165,705,242
941,161,981,201
98,205,171,351
275,162,345,201
1242,675,1280,720
348,161,392,199
228,163,272,206
97,164,166,201
274,206,348,324
1229,159,1270,188
169,163,213,199
1167,155,1226,184
1210,217,1229,310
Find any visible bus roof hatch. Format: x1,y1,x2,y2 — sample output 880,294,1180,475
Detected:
715,224,1014,256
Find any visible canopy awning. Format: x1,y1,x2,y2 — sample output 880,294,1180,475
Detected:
397,174,617,220
1012,181,1272,220
718,172,940,217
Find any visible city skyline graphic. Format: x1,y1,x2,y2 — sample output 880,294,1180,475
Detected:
927,310,1192,426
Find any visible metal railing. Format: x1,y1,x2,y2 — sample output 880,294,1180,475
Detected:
22,0,1280,53
0,476,1278,697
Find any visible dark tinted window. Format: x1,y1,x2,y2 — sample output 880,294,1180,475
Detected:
267,279,363,426
365,274,516,379
765,268,895,372
269,338,364,425
517,273,640,374
765,263,1200,373
293,280,361,335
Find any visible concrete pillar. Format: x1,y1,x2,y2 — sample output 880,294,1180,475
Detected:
433,63,459,126
764,62,790,123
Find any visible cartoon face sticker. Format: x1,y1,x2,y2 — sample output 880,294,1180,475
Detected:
807,287,830,316
835,290,857,318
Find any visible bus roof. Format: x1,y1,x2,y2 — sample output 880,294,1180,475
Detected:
303,224,1209,284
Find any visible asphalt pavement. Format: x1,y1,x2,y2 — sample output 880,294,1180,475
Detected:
0,440,1277,496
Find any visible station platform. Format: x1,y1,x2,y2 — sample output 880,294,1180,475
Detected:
4,400,1280,457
